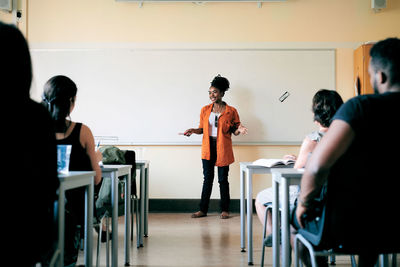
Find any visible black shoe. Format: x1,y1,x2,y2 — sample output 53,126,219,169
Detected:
95,226,112,243
264,234,273,247
263,233,282,247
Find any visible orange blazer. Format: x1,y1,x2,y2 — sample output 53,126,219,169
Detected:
199,103,241,167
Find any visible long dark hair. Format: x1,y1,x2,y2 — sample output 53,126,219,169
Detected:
0,22,32,100
312,89,343,127
42,75,77,133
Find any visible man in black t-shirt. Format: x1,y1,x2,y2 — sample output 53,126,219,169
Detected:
293,37,400,267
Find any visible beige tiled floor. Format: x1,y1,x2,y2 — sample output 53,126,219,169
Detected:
78,213,395,267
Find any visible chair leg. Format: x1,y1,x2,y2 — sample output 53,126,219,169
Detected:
261,205,272,267
96,218,103,267
351,255,357,267
49,249,60,267
295,234,318,267
330,254,336,265
131,196,140,247
106,216,110,267
96,214,110,267
380,254,389,267
131,196,139,244
131,196,134,242
135,197,140,248
260,206,268,267
261,245,266,267
294,234,299,267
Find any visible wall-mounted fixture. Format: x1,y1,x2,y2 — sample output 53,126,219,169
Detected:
371,0,386,12
0,0,12,12
116,0,286,8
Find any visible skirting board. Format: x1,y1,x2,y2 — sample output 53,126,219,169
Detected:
149,198,256,213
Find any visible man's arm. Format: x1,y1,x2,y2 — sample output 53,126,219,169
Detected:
296,119,355,228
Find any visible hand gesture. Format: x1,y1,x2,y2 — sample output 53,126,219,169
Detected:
183,128,195,137
237,124,248,135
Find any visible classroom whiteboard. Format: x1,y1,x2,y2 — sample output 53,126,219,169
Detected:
30,47,335,145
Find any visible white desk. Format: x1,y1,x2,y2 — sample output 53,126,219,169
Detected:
239,162,293,265
58,171,95,267
136,160,150,247
101,165,132,267
271,168,303,267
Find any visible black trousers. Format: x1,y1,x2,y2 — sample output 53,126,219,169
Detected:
199,137,230,213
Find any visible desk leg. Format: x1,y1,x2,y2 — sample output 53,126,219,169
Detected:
272,174,280,267
84,181,94,267
246,169,253,265
281,178,290,267
125,173,131,266
240,167,246,252
58,188,65,267
111,172,118,267
379,254,389,267
144,165,149,237
139,165,145,247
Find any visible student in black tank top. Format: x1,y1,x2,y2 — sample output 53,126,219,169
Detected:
57,123,92,172
42,75,103,266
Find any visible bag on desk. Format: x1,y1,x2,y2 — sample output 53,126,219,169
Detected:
99,146,126,164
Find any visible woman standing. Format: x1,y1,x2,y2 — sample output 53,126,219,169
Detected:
184,75,248,219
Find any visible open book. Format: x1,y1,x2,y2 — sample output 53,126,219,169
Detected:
252,158,295,168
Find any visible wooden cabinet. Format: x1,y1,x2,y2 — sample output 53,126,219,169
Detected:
354,43,374,96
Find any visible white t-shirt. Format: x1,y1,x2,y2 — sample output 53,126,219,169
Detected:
208,112,220,137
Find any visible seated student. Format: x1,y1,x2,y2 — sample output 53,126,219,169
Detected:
293,37,400,267
255,89,343,246
0,22,59,266
42,75,103,266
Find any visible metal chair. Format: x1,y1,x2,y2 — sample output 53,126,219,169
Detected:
122,150,140,248
260,202,338,267
293,233,397,267
294,233,355,267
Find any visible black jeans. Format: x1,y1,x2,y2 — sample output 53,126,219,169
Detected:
199,137,230,213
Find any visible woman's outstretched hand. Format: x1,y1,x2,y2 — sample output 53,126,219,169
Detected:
182,128,203,137
235,124,248,135
183,128,194,137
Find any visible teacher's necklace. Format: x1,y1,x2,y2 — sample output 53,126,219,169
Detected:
213,102,224,114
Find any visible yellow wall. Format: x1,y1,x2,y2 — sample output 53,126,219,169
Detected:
22,0,400,43
2,0,399,199
0,10,12,24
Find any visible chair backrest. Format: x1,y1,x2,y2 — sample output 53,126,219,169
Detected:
123,150,137,196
